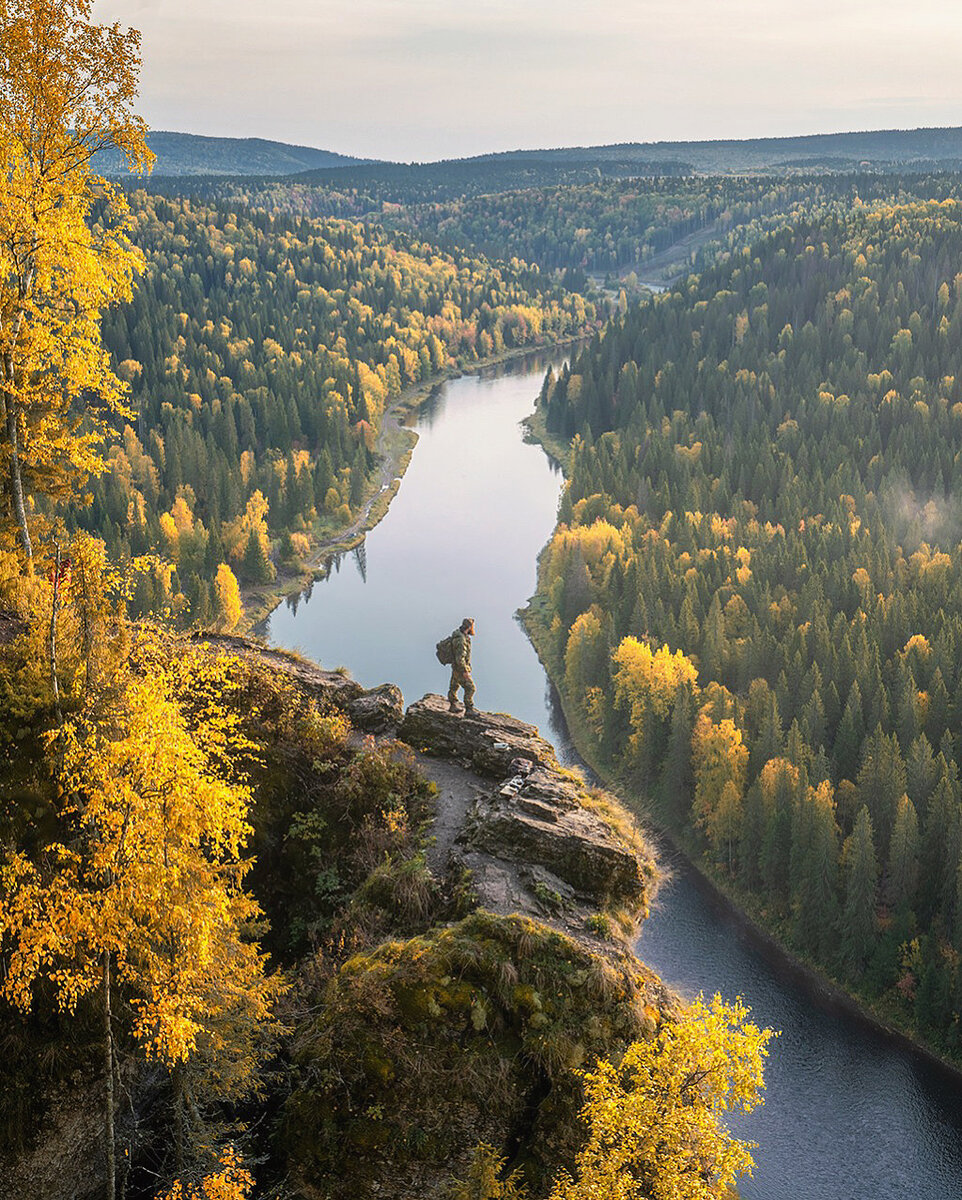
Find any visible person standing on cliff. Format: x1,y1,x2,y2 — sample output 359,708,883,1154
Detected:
448,617,476,714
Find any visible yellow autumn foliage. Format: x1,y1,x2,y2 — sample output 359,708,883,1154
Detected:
159,1147,253,1200
0,642,281,1067
549,995,773,1200
612,637,698,720
0,0,153,560
223,489,271,565
691,714,748,837
214,563,243,632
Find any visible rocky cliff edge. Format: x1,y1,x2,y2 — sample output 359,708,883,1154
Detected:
197,634,660,945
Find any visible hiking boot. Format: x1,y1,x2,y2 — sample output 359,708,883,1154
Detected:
448,700,462,713
464,703,476,714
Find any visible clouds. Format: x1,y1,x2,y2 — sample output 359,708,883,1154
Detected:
91,0,962,160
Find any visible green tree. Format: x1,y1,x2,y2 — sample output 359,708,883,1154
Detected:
241,526,273,584
855,726,906,857
839,806,879,976
834,682,865,784
793,782,840,958
659,682,695,825
886,794,920,913
919,761,961,925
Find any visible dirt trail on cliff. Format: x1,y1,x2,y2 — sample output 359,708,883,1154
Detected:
400,693,661,956
414,750,488,875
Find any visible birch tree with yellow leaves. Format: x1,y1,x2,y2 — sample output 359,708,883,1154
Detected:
0,0,152,563
0,647,281,1198
549,996,773,1200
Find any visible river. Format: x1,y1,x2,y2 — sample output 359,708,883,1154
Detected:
263,352,962,1199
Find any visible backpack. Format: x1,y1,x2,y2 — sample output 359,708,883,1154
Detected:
436,634,454,666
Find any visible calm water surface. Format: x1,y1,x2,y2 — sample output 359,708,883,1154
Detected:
265,354,962,1200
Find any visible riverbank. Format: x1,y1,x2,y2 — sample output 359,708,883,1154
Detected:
521,399,571,467
240,331,593,631
518,589,962,1087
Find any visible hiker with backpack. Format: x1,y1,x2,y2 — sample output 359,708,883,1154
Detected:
436,617,476,714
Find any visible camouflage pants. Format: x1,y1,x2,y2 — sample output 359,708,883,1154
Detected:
448,665,475,708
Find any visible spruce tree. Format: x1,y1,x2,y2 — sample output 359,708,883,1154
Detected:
840,806,879,976
657,683,694,825
793,783,840,957
855,726,906,858
886,795,920,913
242,528,273,584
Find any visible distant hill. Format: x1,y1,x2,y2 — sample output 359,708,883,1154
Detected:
115,124,962,193
468,126,962,174
135,154,694,212
291,153,692,193
97,131,374,177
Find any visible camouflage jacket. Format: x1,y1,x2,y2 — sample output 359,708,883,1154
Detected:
451,629,472,671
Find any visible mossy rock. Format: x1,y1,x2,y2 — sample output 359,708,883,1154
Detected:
282,910,667,1199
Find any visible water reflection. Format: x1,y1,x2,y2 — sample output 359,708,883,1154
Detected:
353,542,367,583
412,383,446,430
264,354,573,721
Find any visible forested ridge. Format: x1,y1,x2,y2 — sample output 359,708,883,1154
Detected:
528,198,962,1056
136,171,962,283
79,192,595,623
140,175,726,274
374,174,962,277
133,155,692,213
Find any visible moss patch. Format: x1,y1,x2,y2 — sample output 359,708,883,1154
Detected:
282,910,667,1199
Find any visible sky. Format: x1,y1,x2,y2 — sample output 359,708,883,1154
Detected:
92,0,962,162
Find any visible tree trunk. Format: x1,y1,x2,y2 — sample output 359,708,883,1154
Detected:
173,1061,185,1177
2,270,35,565
80,557,94,698
3,389,32,564
50,544,63,724
104,952,116,1200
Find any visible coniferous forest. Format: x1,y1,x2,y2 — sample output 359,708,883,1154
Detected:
528,200,962,1053
80,193,595,623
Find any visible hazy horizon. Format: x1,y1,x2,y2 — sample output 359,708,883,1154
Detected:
143,119,962,165
91,1,962,162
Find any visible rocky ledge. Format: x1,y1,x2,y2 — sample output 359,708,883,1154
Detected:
399,694,657,929
218,634,659,943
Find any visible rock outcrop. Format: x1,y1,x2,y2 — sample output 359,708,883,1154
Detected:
282,692,665,1200
344,681,404,732
400,694,657,929
198,644,658,936
400,696,558,776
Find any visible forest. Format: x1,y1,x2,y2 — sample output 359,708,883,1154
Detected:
135,155,692,210
527,198,962,1056
77,192,596,623
19,2,962,1195
136,170,962,288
